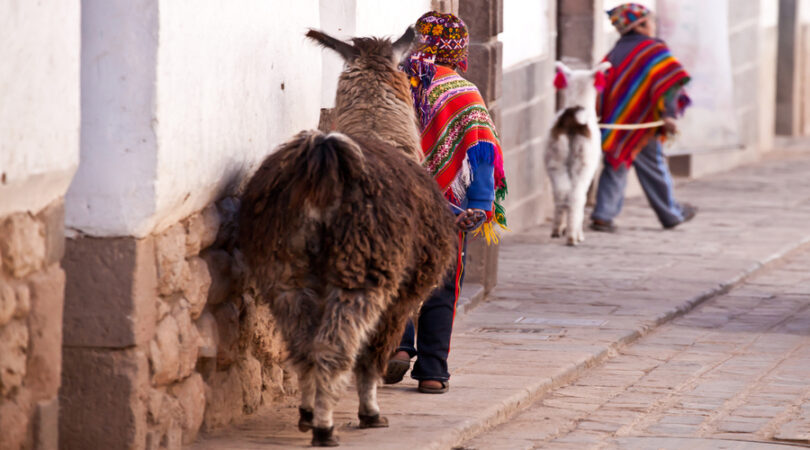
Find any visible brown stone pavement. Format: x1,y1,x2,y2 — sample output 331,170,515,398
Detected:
190,150,810,449
462,231,810,449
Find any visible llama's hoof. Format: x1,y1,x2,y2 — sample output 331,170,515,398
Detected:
551,231,560,238
311,426,339,447
357,413,389,429
298,408,314,432
566,237,578,247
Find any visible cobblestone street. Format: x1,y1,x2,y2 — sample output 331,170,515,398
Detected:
462,244,810,449
192,151,810,449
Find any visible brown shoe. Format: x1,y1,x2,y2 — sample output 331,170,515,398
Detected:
418,380,449,394
590,219,616,233
383,352,411,385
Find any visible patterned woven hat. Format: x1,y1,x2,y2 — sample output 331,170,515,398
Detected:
607,3,651,34
414,11,469,71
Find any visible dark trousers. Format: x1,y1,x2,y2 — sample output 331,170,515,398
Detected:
591,139,685,227
397,232,466,381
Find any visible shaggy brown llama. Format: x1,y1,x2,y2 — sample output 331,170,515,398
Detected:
238,28,457,447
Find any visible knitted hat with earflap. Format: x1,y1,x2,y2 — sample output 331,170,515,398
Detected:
607,3,651,34
401,11,469,128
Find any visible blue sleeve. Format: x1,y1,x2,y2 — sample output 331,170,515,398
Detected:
463,142,496,211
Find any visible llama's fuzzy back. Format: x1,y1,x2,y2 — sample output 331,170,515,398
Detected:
238,130,457,370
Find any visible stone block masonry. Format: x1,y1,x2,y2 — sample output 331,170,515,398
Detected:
0,199,66,450
60,199,296,449
458,0,504,294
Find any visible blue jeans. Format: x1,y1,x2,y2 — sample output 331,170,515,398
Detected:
592,139,685,227
397,233,466,381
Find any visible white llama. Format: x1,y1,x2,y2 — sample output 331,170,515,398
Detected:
544,61,611,246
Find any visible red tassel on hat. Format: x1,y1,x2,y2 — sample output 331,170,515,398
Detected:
593,70,607,92
553,70,567,89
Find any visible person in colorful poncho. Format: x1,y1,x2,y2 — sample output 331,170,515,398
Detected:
590,3,697,231
383,11,507,394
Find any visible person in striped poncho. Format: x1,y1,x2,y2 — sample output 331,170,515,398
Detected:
383,11,507,394
590,3,697,232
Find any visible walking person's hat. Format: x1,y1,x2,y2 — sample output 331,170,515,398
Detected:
413,11,469,72
607,3,651,34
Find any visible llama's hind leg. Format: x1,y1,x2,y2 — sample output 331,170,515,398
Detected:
547,167,571,238
309,289,386,446
567,135,601,245
353,347,388,429
297,367,316,432
552,191,570,238
307,346,352,447
567,181,588,245
271,288,320,433
546,137,572,238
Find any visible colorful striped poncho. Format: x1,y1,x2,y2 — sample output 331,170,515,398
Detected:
599,38,691,169
420,66,508,231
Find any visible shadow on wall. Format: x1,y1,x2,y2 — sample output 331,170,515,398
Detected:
145,180,300,443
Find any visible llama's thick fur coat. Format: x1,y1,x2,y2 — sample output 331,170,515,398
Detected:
238,29,457,446
544,61,611,245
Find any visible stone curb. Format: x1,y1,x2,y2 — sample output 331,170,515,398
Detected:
456,283,486,316
434,237,810,449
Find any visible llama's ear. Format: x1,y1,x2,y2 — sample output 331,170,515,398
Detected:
306,29,359,62
554,61,570,89
593,61,612,74
392,26,416,62
592,61,611,92
555,61,573,76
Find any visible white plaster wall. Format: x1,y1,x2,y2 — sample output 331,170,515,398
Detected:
355,0,431,37
154,0,434,233
758,0,778,151
70,0,437,237
502,0,550,68
319,0,357,107
67,0,159,236
151,0,324,234
0,1,80,217
319,0,431,108
761,0,778,27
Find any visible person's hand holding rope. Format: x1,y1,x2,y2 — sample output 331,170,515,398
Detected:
663,117,678,135
455,208,487,232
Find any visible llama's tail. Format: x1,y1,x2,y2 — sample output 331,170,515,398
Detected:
287,130,366,211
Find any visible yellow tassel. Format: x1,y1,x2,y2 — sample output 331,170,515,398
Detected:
472,221,509,246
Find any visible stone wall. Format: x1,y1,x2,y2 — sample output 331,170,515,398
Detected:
146,199,295,444
458,0,504,293
0,200,66,450
728,0,763,148
676,0,777,178
60,200,295,449
776,0,810,137
498,0,558,231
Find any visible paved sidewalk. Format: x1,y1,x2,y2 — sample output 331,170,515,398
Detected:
192,151,810,449
463,242,810,449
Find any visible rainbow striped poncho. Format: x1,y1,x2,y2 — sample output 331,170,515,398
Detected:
419,66,508,233
599,38,691,169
